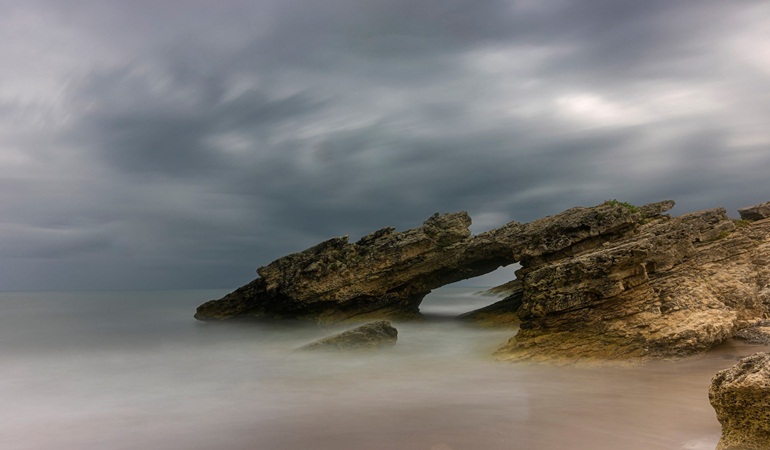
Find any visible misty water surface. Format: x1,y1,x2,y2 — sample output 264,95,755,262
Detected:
1,288,764,450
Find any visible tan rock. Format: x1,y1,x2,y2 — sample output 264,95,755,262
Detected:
709,352,770,450
196,200,659,323
297,321,398,351
738,201,770,221
196,197,770,363
496,207,770,362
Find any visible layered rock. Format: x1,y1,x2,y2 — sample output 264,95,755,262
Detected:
297,321,398,351
709,352,770,450
196,212,508,323
495,208,770,362
196,200,658,323
739,201,770,221
197,197,770,362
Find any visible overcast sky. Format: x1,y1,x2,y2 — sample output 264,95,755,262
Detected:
2,0,769,290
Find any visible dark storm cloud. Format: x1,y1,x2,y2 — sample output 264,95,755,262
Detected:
73,66,326,177
1,0,769,289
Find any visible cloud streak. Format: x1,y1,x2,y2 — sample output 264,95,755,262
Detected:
2,0,770,289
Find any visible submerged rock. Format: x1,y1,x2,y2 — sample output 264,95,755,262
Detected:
709,352,770,450
297,321,398,351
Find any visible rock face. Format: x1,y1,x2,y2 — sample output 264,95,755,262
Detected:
297,321,398,351
196,211,510,323
739,201,770,221
709,352,770,450
496,207,770,362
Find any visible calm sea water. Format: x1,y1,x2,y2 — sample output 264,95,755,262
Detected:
1,287,765,450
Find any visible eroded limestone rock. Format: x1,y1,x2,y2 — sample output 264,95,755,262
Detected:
496,207,770,362
196,200,659,323
709,352,770,450
297,321,398,351
734,322,770,345
196,197,770,362
196,211,510,323
739,201,770,221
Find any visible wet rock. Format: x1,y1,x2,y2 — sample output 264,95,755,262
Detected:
297,321,398,351
738,201,770,221
709,352,770,450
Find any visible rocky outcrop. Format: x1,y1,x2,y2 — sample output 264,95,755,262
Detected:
739,201,770,221
734,321,770,345
196,211,507,323
496,208,770,362
297,321,398,351
709,352,770,450
196,200,660,323
196,197,770,362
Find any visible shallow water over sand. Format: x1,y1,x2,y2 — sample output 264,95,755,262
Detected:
1,288,766,450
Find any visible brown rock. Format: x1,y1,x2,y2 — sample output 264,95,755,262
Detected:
196,196,770,362
709,352,770,450
496,207,770,362
739,201,770,221
459,285,523,327
196,200,658,323
734,322,770,345
297,321,398,351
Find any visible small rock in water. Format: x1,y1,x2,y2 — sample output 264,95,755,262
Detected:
297,321,398,351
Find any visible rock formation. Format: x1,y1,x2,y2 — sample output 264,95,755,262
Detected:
496,206,770,362
739,200,770,221
196,200,655,323
709,352,770,450
196,211,511,323
196,198,770,362
297,321,398,351
734,321,770,345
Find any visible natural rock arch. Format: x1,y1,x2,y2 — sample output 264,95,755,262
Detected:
195,200,669,323
195,199,770,361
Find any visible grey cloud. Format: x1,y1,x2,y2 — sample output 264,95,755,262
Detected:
1,0,769,290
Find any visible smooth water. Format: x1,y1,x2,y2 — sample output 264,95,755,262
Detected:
1,288,766,450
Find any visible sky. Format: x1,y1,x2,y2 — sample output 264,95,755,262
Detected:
2,0,770,291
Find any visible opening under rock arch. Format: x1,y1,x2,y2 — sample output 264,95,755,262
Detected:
419,264,521,318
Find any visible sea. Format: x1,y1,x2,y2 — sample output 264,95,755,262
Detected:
1,287,766,450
